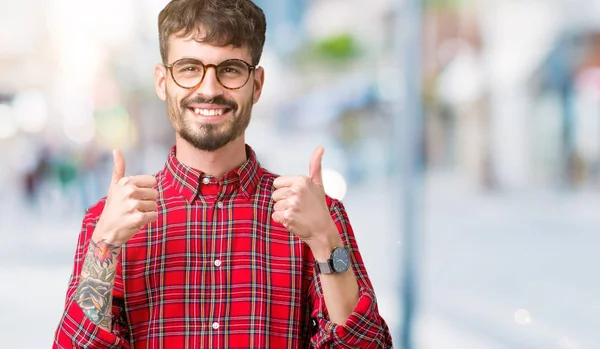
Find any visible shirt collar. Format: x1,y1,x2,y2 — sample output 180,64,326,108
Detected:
165,144,263,203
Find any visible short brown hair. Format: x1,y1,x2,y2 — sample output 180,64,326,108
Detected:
158,0,267,65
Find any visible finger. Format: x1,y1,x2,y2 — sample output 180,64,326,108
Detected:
273,199,292,212
272,188,294,202
135,200,158,213
135,211,159,226
309,147,324,187
110,149,126,186
131,188,159,201
127,175,157,188
144,211,159,224
272,211,285,225
273,176,302,189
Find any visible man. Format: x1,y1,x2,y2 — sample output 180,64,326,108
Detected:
53,0,392,347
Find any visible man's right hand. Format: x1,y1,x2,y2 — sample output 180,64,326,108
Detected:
92,149,159,247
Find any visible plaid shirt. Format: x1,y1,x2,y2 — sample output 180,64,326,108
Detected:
54,145,392,348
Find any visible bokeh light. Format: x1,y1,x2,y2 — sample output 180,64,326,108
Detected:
514,309,532,325
322,168,348,201
0,104,18,139
13,90,49,133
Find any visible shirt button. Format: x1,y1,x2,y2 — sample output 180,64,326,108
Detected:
202,177,210,185
216,201,223,209
214,259,222,267
212,322,220,330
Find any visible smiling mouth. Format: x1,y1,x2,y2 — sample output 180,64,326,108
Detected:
188,107,232,117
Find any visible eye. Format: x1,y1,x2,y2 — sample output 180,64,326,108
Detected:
174,62,203,74
181,65,200,73
220,66,243,75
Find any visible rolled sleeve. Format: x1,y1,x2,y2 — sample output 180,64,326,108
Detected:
54,297,129,349
312,287,391,348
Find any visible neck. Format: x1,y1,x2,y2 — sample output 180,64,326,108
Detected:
174,135,247,179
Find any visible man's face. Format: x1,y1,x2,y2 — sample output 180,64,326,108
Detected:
154,31,264,151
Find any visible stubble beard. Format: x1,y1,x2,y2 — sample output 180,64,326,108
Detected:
166,90,253,152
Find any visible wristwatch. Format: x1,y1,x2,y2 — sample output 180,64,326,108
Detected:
315,247,350,274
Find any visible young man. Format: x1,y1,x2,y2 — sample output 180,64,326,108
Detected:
53,0,392,347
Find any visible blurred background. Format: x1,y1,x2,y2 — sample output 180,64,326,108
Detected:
1,0,599,348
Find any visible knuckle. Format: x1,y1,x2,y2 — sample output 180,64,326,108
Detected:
124,185,136,197
289,196,299,206
127,200,139,213
146,212,158,223
283,210,292,220
289,189,301,201
118,177,129,186
133,211,145,223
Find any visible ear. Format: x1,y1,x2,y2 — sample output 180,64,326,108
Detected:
154,64,168,101
252,66,265,104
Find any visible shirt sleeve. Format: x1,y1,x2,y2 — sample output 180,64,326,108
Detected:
308,199,393,349
53,200,131,349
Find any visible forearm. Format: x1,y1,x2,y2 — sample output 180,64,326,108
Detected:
307,200,393,348
311,227,359,325
73,238,121,330
318,267,360,325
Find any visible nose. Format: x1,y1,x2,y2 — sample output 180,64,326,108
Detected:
193,65,224,98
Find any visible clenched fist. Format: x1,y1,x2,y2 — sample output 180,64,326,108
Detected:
92,150,159,247
272,147,341,258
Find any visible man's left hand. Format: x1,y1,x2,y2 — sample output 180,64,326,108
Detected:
272,147,340,253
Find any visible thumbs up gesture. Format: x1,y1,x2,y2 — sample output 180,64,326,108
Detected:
92,150,159,247
272,147,339,252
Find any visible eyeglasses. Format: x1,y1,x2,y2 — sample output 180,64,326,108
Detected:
164,58,256,90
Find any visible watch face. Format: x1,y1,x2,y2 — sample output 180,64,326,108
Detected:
331,247,350,273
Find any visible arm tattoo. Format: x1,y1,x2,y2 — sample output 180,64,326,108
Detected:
74,239,120,330
90,239,120,268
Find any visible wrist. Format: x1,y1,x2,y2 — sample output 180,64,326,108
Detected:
309,224,343,261
92,222,125,248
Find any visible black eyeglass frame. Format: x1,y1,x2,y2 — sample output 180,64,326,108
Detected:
164,58,256,90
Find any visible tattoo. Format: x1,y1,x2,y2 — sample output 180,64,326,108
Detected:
90,239,120,268
74,239,120,330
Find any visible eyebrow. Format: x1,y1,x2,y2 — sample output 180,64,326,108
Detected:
173,57,252,66
175,58,203,64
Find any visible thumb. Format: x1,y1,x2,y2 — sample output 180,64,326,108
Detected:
309,146,324,187
110,149,126,186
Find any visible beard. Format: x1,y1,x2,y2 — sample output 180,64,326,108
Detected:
166,89,253,151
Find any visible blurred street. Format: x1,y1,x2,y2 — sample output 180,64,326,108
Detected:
1,172,598,348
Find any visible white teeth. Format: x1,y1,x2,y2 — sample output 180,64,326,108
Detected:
192,108,225,116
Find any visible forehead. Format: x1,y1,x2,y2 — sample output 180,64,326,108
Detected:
167,30,252,64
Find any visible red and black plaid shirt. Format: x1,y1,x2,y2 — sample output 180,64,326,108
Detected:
54,145,392,348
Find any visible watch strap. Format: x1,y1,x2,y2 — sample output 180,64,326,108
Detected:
315,259,334,274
